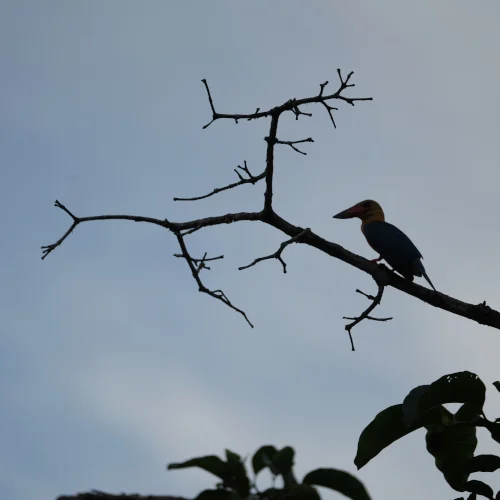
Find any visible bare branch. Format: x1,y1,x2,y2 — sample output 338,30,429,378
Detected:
180,226,204,237
43,198,500,333
201,79,270,129
291,105,313,121
174,162,264,202
318,81,329,97
173,253,224,271
173,253,224,263
337,68,355,88
343,315,393,322
320,101,339,128
355,288,376,300
41,201,80,259
201,71,372,131
344,285,387,351
42,201,262,258
174,232,253,328
239,229,310,273
45,73,500,345
275,138,314,155
263,114,279,213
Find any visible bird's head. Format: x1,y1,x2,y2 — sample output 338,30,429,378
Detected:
333,200,385,222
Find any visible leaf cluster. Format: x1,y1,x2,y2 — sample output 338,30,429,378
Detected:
167,445,371,500
355,371,500,499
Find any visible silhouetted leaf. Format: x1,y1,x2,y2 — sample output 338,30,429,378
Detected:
252,445,278,475
224,458,250,497
273,447,295,476
487,423,500,445
303,468,371,500
463,455,500,474
402,385,430,427
492,381,500,393
355,404,424,469
426,416,477,491
225,449,241,463
168,452,249,496
168,455,229,481
406,372,485,427
456,401,482,421
464,480,493,499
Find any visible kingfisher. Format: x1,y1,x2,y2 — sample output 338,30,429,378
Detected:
333,200,436,291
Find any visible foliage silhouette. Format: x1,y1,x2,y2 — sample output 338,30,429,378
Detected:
356,371,500,499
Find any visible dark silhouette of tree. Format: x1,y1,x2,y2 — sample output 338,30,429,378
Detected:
42,71,500,352
58,445,372,500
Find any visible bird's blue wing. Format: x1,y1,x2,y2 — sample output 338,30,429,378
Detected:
363,221,423,277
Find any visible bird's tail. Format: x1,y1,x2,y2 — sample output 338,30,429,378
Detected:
422,270,436,292
413,259,437,292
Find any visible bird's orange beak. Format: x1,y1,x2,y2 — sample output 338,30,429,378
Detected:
333,203,365,219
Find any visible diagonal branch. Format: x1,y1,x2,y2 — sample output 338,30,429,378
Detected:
320,101,339,128
239,229,310,273
174,231,253,328
343,286,392,351
43,203,500,334
173,162,264,202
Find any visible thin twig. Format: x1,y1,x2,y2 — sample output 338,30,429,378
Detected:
201,79,269,129
41,201,80,259
173,254,224,263
343,315,393,322
344,285,389,351
174,162,264,202
275,138,314,155
173,253,224,271
320,101,338,128
174,232,253,327
356,289,376,300
239,229,310,273
292,105,313,121
201,70,372,131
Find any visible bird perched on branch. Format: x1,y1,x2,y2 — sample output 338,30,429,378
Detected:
333,200,436,291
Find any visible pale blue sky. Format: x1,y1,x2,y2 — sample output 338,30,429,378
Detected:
2,1,500,499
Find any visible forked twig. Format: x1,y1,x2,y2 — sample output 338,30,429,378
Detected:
239,229,310,273
343,286,392,351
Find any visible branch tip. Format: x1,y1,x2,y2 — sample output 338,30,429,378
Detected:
175,232,253,327
239,229,310,273
344,285,390,351
174,161,264,202
276,138,314,155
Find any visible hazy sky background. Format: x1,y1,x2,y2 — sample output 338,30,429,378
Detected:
2,1,500,499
